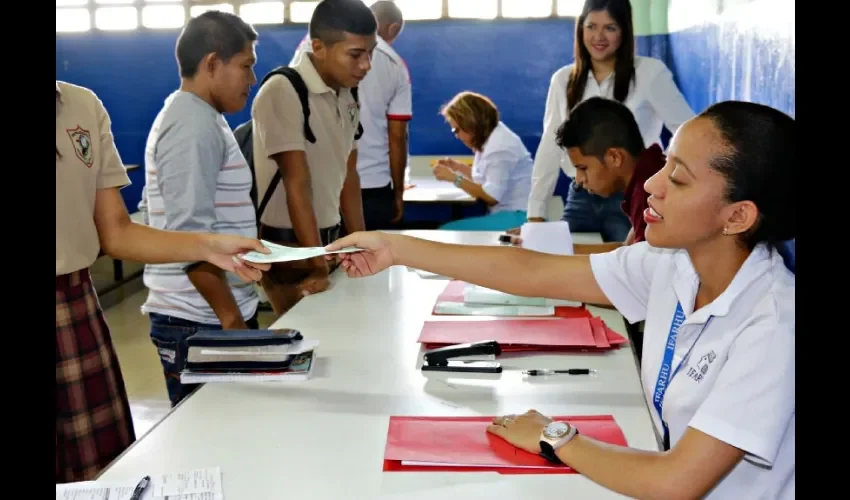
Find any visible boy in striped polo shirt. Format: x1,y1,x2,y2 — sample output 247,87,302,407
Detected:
141,11,261,406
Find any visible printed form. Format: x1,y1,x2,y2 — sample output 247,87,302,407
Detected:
55,467,223,500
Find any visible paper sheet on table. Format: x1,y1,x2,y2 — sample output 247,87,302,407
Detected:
155,467,222,497
55,467,223,500
433,301,555,316
519,221,574,256
239,240,363,264
198,339,319,356
463,284,582,308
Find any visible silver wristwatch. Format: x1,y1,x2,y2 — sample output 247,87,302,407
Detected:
453,173,463,187
539,421,578,464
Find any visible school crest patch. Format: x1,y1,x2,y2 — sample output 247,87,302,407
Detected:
348,102,359,125
67,125,94,168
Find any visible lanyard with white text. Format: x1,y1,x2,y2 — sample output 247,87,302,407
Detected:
651,301,713,449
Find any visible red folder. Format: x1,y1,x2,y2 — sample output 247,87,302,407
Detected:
430,281,628,350
418,318,597,349
383,415,627,474
485,318,627,353
433,280,592,319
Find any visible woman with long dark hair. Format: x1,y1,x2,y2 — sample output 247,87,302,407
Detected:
526,0,694,243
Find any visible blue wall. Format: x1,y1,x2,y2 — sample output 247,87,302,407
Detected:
57,3,794,212
56,19,674,211
666,0,795,117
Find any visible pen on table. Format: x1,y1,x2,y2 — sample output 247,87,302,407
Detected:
523,369,595,376
129,475,151,500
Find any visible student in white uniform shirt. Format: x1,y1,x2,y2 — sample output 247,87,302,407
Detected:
327,100,795,499
526,0,694,242
291,1,412,230
432,91,532,231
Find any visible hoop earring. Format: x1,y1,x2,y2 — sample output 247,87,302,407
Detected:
723,227,729,236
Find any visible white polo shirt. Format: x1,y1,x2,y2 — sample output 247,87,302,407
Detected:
472,122,533,213
528,56,696,218
291,36,412,189
590,242,794,499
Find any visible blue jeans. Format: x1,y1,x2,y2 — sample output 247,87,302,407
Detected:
439,210,528,231
149,312,259,407
562,181,631,243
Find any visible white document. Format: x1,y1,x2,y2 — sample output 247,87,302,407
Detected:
155,467,222,497
198,339,319,357
433,301,555,317
180,367,314,383
463,284,582,308
56,484,135,500
56,467,224,500
519,220,574,256
239,240,363,264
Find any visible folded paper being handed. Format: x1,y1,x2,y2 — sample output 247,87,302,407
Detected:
240,240,363,264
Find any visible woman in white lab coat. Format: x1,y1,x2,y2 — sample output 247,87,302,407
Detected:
326,100,795,499
525,0,695,242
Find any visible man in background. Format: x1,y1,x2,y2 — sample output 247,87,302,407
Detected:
141,11,261,406
291,0,412,230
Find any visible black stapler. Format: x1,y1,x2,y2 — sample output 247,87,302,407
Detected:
422,340,503,373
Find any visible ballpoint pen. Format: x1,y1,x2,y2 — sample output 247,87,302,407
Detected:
523,369,595,376
129,475,151,500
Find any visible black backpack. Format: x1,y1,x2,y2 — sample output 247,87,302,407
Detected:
234,66,364,223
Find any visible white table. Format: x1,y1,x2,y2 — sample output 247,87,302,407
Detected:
404,156,476,211
98,231,658,499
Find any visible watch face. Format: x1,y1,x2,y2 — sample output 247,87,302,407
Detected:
545,422,569,439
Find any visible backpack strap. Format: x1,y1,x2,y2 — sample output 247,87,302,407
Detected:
351,86,364,141
253,66,317,225
232,121,257,208
263,66,316,144
257,170,280,224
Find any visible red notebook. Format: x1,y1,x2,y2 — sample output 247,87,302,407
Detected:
418,318,598,349
384,415,627,474
433,281,591,319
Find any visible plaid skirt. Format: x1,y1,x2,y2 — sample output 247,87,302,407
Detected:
56,269,136,483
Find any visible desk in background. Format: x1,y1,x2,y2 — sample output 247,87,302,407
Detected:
403,156,564,224
97,230,657,499
405,156,479,223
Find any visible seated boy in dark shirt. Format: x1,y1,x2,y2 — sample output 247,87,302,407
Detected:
512,97,666,254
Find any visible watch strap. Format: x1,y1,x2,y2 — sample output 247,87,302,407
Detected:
538,424,579,464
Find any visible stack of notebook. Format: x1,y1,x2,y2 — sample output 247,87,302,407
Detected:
180,329,318,383
423,280,627,352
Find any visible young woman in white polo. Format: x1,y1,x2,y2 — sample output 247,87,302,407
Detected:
327,100,795,499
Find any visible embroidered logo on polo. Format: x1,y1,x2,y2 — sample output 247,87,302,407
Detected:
348,102,359,125
67,125,94,168
686,350,717,383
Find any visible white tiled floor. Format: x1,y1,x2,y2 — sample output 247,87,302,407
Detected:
97,257,277,440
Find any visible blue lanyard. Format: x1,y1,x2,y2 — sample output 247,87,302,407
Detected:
651,302,713,449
